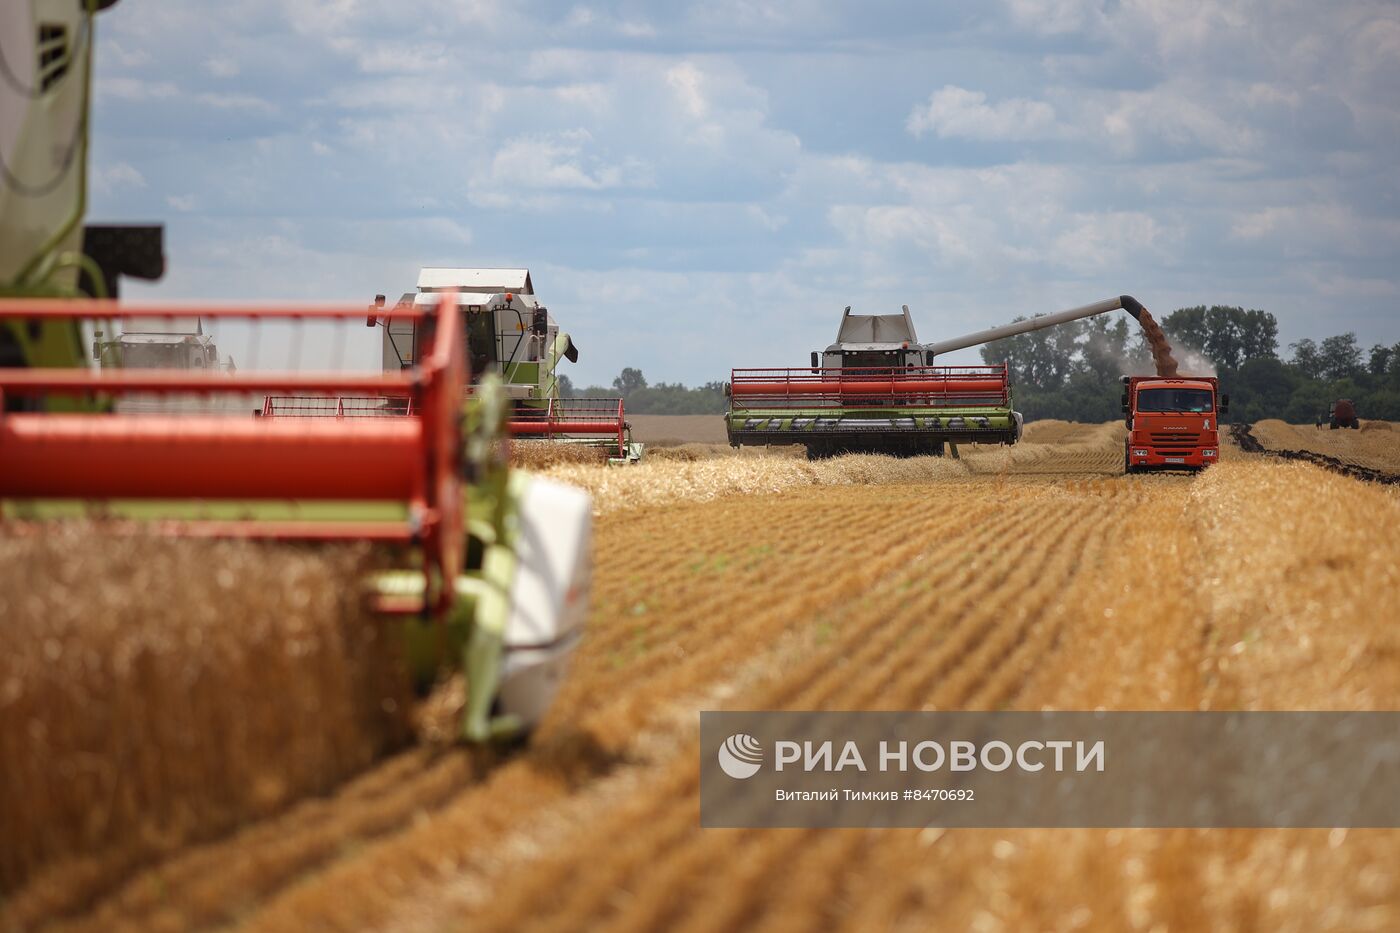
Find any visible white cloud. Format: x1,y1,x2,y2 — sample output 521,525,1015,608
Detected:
1095,85,1260,157
91,162,146,195
282,0,504,40
204,56,240,78
746,205,788,232
667,62,710,120
100,77,178,101
1050,211,1164,273
476,132,651,194
553,82,612,114
104,41,152,68
618,20,657,39
1229,203,1400,260
906,86,1058,141
1304,270,1400,300
321,51,798,211
1231,207,1291,240
196,92,277,114
829,161,1050,269
560,5,655,39
683,0,835,33
1003,0,1105,35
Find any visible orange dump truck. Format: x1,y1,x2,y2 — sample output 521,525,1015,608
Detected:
1122,376,1228,473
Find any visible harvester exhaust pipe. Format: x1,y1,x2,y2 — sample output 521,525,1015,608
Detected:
921,296,1145,358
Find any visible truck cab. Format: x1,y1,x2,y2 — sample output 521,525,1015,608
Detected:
1122,376,1227,473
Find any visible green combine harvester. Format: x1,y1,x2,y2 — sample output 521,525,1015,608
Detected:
262,267,645,464
726,297,1151,459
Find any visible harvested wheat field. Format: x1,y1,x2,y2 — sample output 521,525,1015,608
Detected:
4,423,1399,932
508,441,610,470
1250,419,1400,474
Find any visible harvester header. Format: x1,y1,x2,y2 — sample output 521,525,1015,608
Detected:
0,297,466,606
0,297,592,741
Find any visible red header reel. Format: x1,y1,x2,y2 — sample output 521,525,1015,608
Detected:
729,364,1011,410
0,296,467,616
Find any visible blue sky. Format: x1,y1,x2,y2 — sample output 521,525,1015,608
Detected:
89,0,1400,385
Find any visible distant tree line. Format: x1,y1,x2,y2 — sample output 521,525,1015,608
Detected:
565,307,1400,422
558,367,728,414
978,305,1400,423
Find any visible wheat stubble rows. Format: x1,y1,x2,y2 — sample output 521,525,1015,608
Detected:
8,424,1400,932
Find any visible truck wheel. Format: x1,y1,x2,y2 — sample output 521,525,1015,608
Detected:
1351,421,1360,430
1330,419,1339,430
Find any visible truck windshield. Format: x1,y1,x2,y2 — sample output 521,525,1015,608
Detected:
1137,388,1214,413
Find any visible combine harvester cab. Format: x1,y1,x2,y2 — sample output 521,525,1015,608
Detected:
727,296,1160,460
93,316,221,370
376,268,643,464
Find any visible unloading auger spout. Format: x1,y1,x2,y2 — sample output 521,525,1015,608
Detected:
921,296,1146,357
